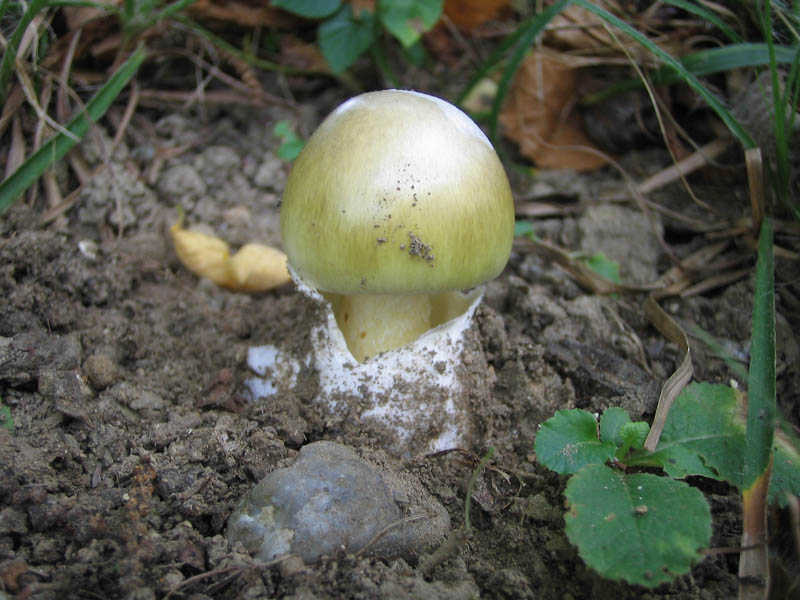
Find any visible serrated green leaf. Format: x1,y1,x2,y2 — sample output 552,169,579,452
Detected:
535,410,615,475
649,383,745,484
565,464,711,588
620,422,649,451
318,5,375,73
585,252,621,284
600,406,631,446
377,0,442,47
271,0,340,18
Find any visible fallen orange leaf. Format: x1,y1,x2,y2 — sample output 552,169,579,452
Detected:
443,0,510,28
500,52,608,171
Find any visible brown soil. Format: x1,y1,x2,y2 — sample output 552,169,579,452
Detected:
1,92,798,600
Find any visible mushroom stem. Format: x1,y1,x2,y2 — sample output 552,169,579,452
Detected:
335,293,433,362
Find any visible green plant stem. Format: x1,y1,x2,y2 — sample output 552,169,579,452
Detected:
744,217,776,488
464,447,494,533
370,42,399,89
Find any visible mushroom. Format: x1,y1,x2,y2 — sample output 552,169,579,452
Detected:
280,89,514,362
247,90,514,455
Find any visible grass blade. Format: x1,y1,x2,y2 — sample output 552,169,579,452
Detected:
663,0,742,43
455,15,537,105
582,44,800,104
0,0,50,105
0,45,147,215
488,0,571,141
573,0,755,148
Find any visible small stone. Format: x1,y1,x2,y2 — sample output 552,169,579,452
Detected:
523,492,561,523
0,331,82,386
226,441,449,564
83,353,118,390
199,146,241,171
32,538,61,563
37,368,93,404
159,164,206,197
0,507,27,535
129,389,165,412
278,555,309,578
254,156,285,190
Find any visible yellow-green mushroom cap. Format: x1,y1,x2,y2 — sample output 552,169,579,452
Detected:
280,89,514,295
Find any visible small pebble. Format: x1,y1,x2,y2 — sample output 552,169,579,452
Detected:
84,353,118,390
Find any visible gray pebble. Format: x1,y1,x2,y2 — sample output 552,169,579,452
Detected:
227,441,449,564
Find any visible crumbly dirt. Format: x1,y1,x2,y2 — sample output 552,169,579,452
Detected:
1,91,798,600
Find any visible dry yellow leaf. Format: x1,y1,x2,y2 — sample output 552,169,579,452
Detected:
228,243,292,292
170,218,290,292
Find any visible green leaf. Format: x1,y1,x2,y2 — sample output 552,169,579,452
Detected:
599,406,631,446
271,0,340,18
649,383,745,483
277,139,305,161
585,253,620,284
565,464,711,588
377,0,442,47
318,5,375,73
744,218,776,490
619,421,649,451
0,45,147,214
514,220,537,240
643,381,800,504
535,409,615,475
272,120,305,161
